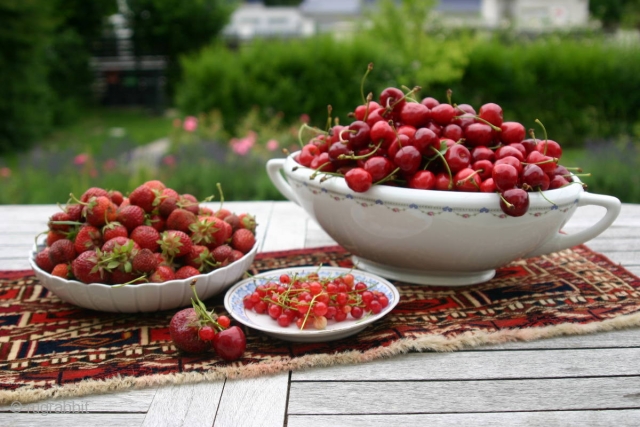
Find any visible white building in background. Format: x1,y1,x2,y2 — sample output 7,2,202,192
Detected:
222,2,315,40
222,0,591,41
482,0,590,30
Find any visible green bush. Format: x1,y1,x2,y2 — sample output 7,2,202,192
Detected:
432,35,640,147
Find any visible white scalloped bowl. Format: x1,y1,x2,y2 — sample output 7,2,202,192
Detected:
28,241,258,313
267,152,621,286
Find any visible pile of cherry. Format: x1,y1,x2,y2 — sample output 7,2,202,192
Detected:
242,271,389,330
294,86,579,217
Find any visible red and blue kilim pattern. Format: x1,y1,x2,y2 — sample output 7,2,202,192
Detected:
1,245,639,400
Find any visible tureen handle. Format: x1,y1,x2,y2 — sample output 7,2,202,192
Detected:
524,192,621,258
266,158,301,206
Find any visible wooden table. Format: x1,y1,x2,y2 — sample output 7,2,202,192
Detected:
1,201,639,426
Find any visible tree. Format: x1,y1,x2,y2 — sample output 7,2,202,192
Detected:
127,0,238,100
590,0,640,31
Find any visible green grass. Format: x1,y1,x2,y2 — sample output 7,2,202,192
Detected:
40,107,175,150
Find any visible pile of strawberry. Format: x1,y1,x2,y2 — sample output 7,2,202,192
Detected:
296,80,581,217
33,180,257,285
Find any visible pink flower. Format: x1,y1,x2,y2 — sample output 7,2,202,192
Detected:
163,155,176,167
0,167,11,178
300,114,310,124
103,159,117,171
266,139,279,151
230,136,255,156
74,153,89,166
183,116,198,132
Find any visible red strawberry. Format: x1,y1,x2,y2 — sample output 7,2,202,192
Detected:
46,230,66,247
83,196,117,227
149,265,176,283
111,269,141,285
159,230,193,259
148,213,165,232
199,206,214,216
65,203,84,222
35,248,55,273
166,208,197,233
191,216,229,248
231,228,256,254
214,208,232,220
72,250,109,284
51,263,71,279
228,249,244,263
48,211,73,233
223,213,240,231
116,205,146,232
211,244,233,265
74,225,103,254
184,245,213,271
80,187,109,203
102,236,140,253
103,221,129,241
132,248,159,274
130,225,160,252
108,189,124,206
175,265,201,280
143,180,166,192
158,195,179,218
178,194,200,214
49,239,77,265
129,184,157,213
169,308,212,353
238,213,257,232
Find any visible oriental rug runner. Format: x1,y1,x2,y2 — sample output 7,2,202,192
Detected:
1,245,640,404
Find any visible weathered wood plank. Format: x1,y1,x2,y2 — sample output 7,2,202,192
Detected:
292,347,640,382
287,376,640,414
214,373,289,427
141,382,224,427
0,387,157,413
0,413,146,427
287,410,640,427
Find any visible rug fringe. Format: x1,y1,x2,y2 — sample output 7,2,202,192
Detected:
3,310,640,406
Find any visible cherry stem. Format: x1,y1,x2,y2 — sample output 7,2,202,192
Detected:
454,106,501,131
363,92,373,122
498,193,514,209
385,86,421,115
373,167,400,186
216,182,225,212
325,105,333,133
360,63,374,105
446,88,453,105
538,188,558,207
534,119,549,155
338,141,382,161
456,170,482,189
429,147,454,189
297,123,327,148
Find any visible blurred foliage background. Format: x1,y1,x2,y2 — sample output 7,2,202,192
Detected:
1,0,639,204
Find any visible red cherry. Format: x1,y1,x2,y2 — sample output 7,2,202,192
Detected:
379,87,406,112
434,172,453,191
495,145,524,162
431,103,456,125
454,168,481,192
453,103,476,128
495,155,523,175
412,127,439,156
500,188,530,217
211,326,246,361
492,163,519,191
480,177,496,193
464,123,494,147
472,159,494,181
478,102,504,127
526,151,557,175
408,170,436,190
420,96,440,109
443,143,471,174
365,107,385,127
549,175,570,189
500,121,526,144
399,102,430,127
364,156,394,182
442,123,463,142
347,120,371,150
345,167,373,192
354,101,381,121
522,163,550,191
394,145,422,175
535,139,562,159
370,120,396,148
397,125,416,139
471,146,495,163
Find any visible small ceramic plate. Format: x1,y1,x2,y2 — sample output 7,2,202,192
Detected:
224,266,399,342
